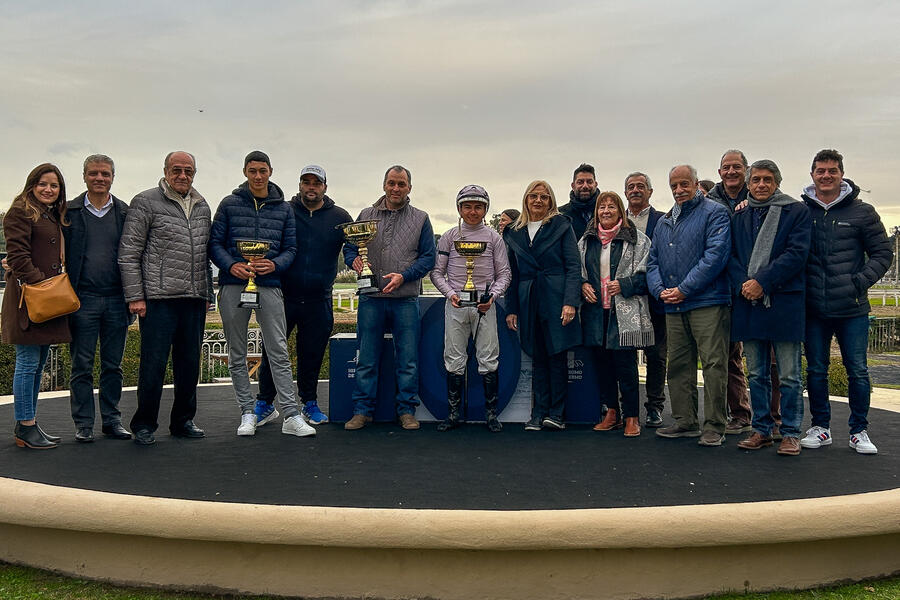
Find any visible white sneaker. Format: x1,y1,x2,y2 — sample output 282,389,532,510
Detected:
282,414,316,437
849,430,878,455
237,413,257,436
800,426,832,449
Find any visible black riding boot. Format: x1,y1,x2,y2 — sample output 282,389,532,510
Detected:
483,370,502,432
438,372,465,431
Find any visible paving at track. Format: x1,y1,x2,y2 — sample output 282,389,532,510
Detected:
0,385,897,510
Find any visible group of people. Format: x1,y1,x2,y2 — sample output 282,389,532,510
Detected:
1,148,892,458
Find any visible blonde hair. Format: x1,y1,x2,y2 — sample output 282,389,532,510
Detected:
512,180,559,230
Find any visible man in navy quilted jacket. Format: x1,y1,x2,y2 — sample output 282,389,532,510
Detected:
208,151,315,439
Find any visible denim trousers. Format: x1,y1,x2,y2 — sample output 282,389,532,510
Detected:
805,313,871,434
258,294,334,407
68,294,130,427
13,344,50,421
743,340,803,438
352,295,421,417
131,298,206,433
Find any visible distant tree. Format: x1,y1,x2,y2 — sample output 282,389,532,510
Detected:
488,213,501,231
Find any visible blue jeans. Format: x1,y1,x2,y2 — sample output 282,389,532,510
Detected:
13,345,50,421
804,314,870,434
68,294,130,427
352,295,421,417
743,340,803,438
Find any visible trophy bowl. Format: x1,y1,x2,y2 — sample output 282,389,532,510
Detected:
338,220,379,294
235,239,271,308
453,240,488,306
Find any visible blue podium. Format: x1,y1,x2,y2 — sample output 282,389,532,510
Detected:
329,296,607,424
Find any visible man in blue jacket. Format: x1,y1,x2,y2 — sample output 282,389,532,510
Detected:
624,171,667,427
801,149,893,455
647,165,731,446
208,151,315,438
253,165,352,426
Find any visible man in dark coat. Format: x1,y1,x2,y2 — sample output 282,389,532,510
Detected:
800,149,893,455
728,160,811,456
254,164,352,427
559,163,600,241
706,149,754,434
624,171,666,427
64,154,132,442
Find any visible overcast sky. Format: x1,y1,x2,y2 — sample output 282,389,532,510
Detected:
2,0,899,232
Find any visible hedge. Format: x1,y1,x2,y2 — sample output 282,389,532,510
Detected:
2,326,853,397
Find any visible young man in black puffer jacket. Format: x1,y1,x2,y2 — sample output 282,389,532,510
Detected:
800,149,893,455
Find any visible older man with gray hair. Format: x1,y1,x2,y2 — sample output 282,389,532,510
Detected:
119,151,213,446
624,171,667,427
729,160,811,456
647,165,731,446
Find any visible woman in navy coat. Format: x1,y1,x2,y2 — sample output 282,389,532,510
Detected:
504,180,582,430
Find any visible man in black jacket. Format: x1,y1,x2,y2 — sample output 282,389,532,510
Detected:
559,163,599,241
706,150,754,435
65,155,132,443
254,165,352,426
801,149,893,455
624,171,667,427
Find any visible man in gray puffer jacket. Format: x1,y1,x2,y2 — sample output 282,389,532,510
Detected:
119,151,213,446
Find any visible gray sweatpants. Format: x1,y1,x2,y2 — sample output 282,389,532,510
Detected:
443,299,500,375
218,285,300,419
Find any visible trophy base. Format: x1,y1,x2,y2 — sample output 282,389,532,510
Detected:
458,290,479,307
357,276,379,295
238,291,261,309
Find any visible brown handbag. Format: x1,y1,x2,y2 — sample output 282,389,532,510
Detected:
17,224,80,323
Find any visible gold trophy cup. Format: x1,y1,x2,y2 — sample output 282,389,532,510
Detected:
236,240,271,309
338,220,379,294
454,240,488,307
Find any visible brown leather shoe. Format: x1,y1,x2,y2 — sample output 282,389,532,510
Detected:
623,417,641,437
737,432,774,450
344,414,373,430
593,409,620,431
399,414,420,430
777,436,801,456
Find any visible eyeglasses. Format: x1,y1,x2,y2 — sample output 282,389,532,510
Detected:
527,193,551,201
169,167,195,177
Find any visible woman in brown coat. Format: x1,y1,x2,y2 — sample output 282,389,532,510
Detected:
2,163,71,449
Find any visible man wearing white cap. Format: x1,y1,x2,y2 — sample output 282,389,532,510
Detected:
254,164,352,427
430,185,511,432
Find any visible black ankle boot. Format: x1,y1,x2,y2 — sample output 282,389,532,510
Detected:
438,373,465,431
15,422,58,449
37,423,61,444
483,371,502,432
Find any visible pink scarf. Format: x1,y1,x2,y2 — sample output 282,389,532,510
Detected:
597,219,622,309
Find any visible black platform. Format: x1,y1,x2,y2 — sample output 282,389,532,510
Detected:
1,385,897,510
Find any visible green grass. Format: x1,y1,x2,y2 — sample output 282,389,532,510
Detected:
0,563,898,600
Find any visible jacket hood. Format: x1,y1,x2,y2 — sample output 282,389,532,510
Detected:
234,181,285,204
802,178,859,210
